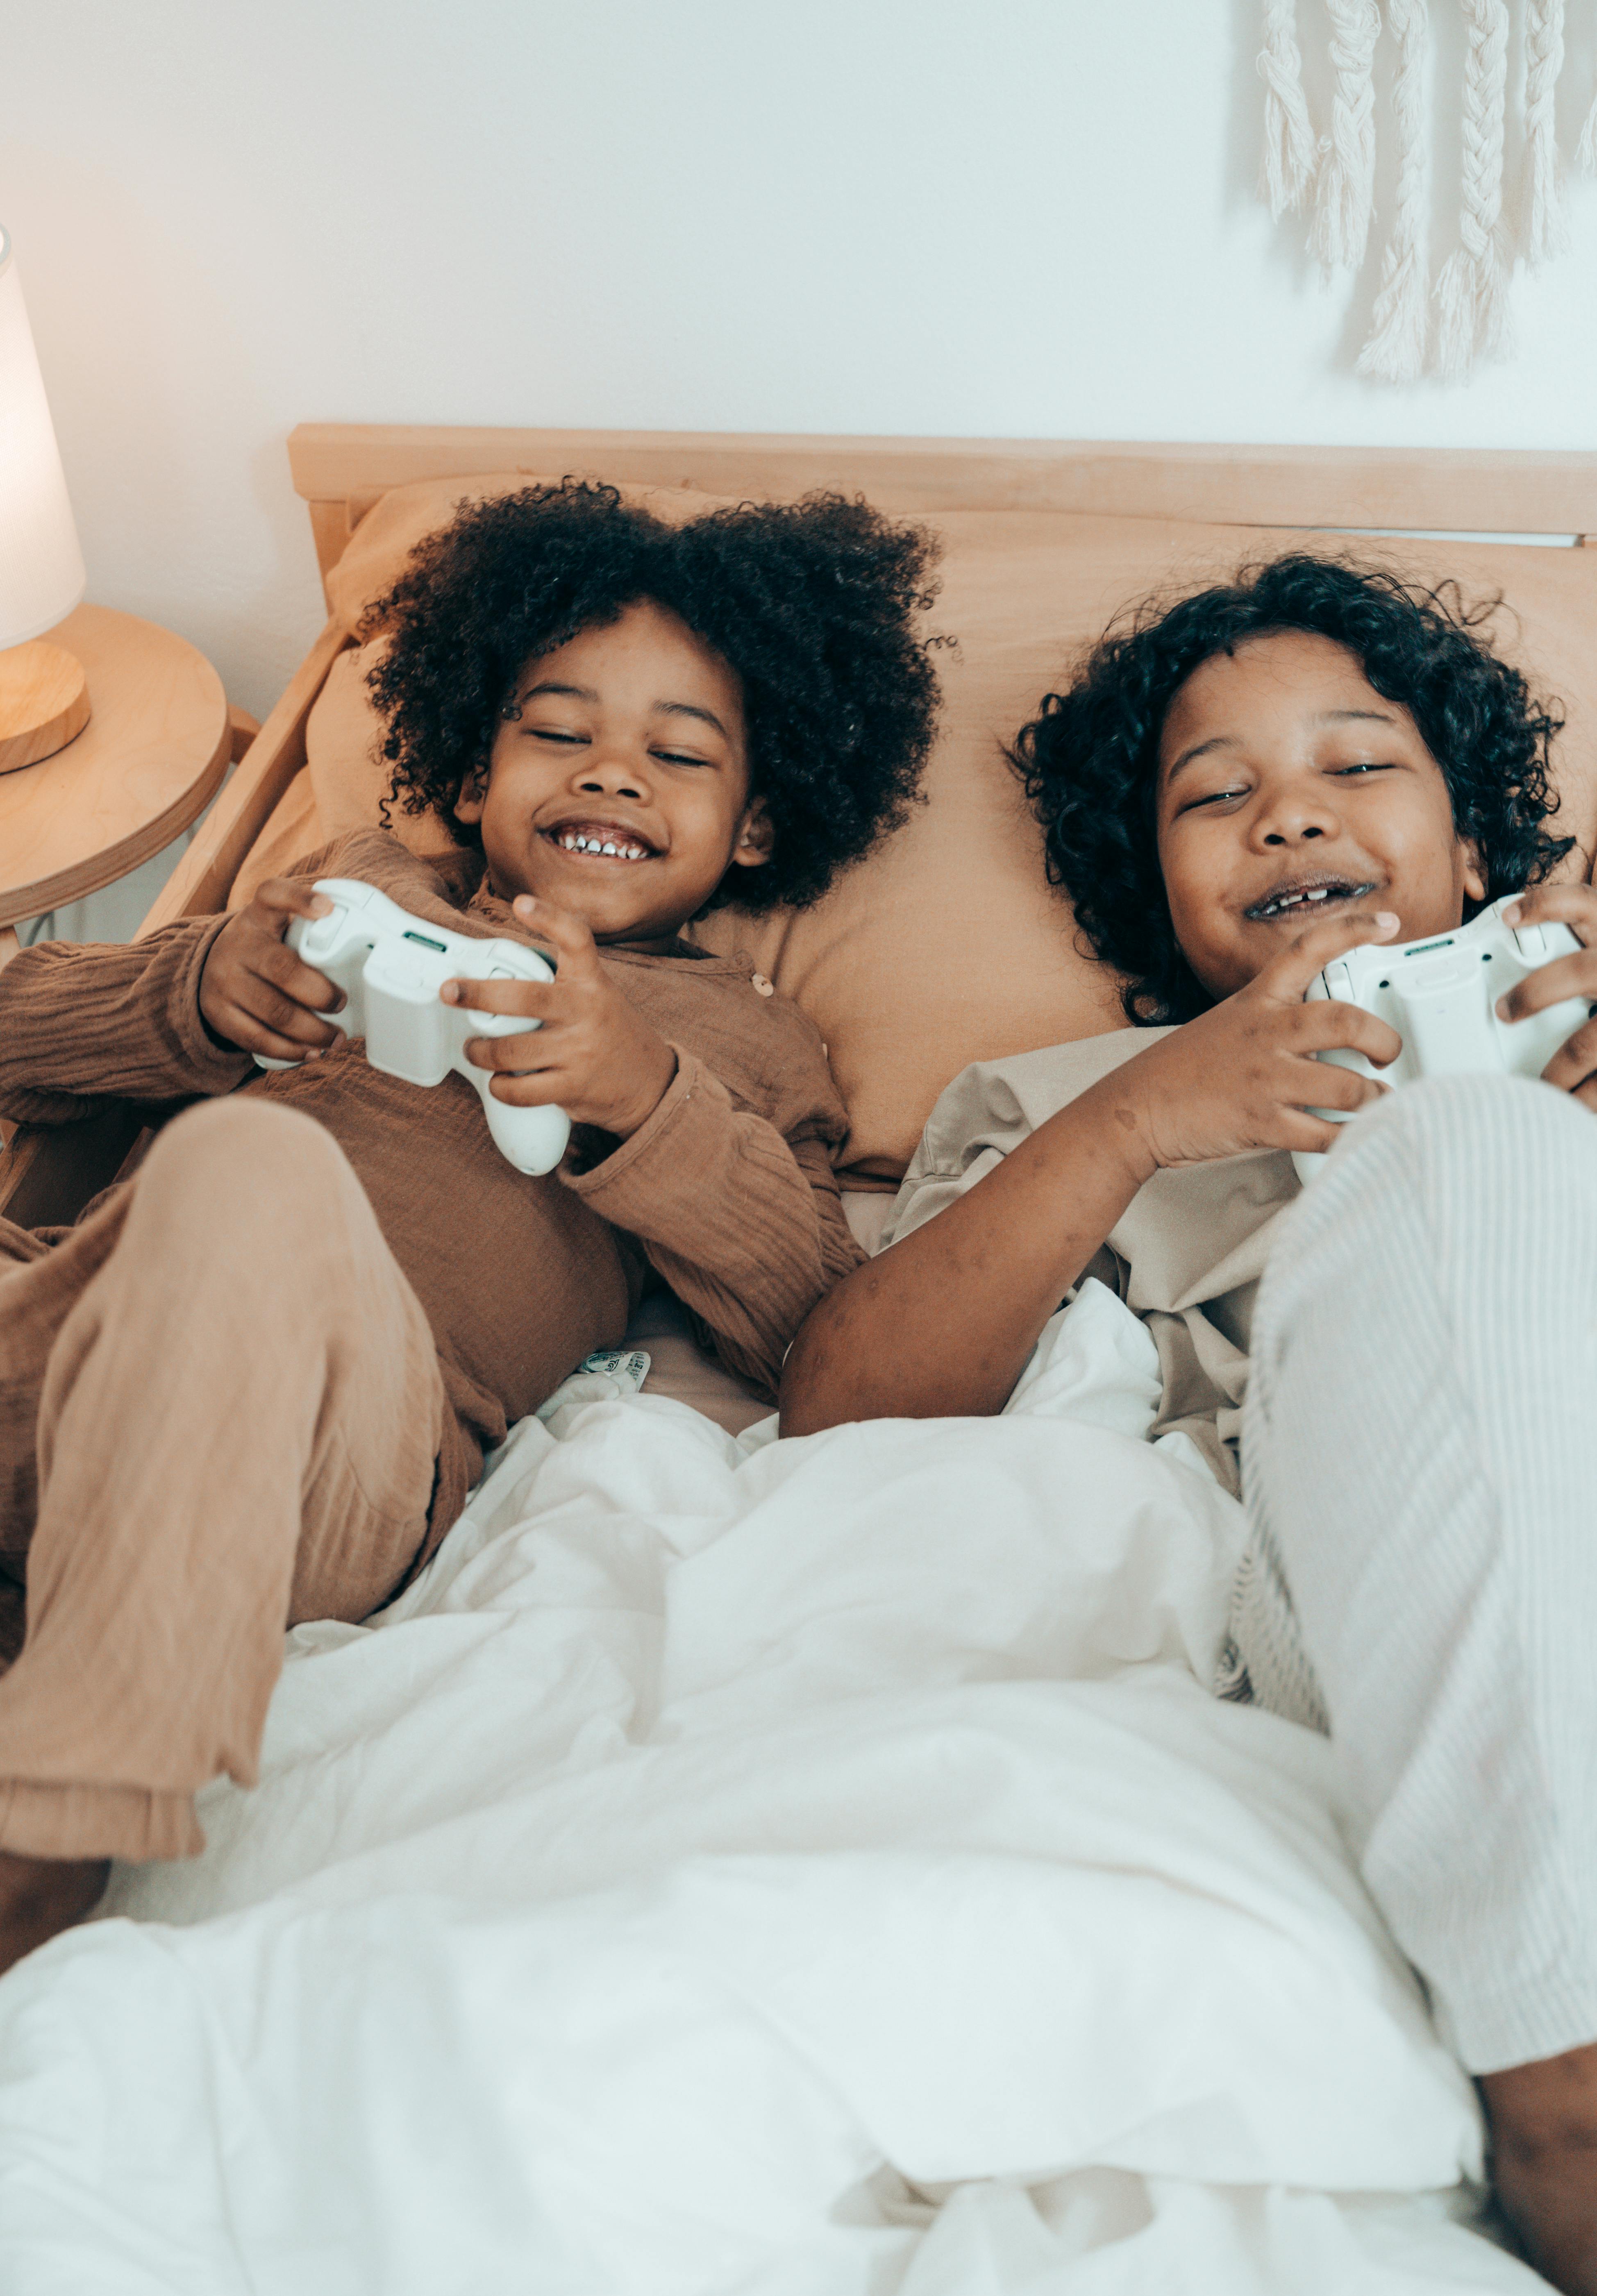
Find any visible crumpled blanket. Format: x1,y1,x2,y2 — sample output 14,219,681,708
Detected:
0,1282,1535,2293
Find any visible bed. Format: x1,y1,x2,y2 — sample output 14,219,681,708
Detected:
2,427,1596,2293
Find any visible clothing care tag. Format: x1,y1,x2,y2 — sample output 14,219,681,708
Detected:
534,1348,653,1441
574,1348,651,1392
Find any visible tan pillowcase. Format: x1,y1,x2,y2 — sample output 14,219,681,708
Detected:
323,469,736,637
281,478,1597,1180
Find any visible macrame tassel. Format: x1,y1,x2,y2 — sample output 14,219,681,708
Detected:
1310,0,1381,273
1522,0,1568,266
1259,0,1318,215
1579,85,1597,177
1434,0,1511,379
1358,0,1431,381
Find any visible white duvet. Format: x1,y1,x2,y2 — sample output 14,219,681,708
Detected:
0,1284,1540,2293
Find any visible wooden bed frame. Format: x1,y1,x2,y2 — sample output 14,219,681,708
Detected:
4,422,1596,1228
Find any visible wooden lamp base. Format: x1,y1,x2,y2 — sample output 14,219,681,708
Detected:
0,640,92,775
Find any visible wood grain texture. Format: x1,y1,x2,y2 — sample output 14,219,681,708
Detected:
0,640,91,774
0,606,229,927
289,423,1597,550
228,704,262,762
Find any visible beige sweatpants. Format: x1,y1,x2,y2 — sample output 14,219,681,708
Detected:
0,1096,445,1864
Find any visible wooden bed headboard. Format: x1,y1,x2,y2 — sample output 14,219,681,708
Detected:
4,421,1596,1229
286,425,1597,595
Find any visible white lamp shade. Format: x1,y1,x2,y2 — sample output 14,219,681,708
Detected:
0,225,86,649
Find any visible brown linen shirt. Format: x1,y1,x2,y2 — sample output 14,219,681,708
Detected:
880,1029,1302,1492
0,829,862,1547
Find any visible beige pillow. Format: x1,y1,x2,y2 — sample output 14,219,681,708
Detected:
323,470,736,636
288,483,1597,1180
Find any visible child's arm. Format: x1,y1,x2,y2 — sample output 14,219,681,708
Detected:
0,872,348,1129
565,1070,860,1397
0,917,251,1127
779,909,1404,1435
440,894,861,1398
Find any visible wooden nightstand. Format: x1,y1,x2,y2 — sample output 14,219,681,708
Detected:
0,604,256,966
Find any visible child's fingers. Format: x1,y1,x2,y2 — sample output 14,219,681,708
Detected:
1540,1012,1597,1094
209,994,330,1063
1257,907,1402,1004
239,973,344,1048
251,878,336,929
508,894,600,975
1286,1053,1388,1115
1294,997,1404,1068
484,1067,567,1106
1504,883,1597,944
441,976,559,1020
1271,1106,1364,1155
250,937,346,1017
1496,947,1597,1024
463,1025,556,1074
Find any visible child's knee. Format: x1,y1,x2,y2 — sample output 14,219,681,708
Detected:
133,1097,364,1257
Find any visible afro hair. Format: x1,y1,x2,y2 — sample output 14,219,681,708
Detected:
1009,552,1574,1025
360,479,943,913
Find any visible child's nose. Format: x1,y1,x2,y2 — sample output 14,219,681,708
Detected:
576,751,648,800
1258,793,1340,846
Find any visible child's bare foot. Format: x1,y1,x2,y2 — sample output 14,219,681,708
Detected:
1481,2044,1597,2293
0,1849,110,1976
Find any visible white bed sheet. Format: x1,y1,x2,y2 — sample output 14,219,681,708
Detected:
0,1284,1540,2294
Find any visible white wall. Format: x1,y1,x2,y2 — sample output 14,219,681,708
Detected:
6,0,1597,729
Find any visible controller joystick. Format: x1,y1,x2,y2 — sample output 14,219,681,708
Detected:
254,877,570,1176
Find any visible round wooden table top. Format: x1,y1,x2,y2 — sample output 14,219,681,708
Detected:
0,603,230,929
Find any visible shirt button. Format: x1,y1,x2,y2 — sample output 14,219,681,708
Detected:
751,973,774,997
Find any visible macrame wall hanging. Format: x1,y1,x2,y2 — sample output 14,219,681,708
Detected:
1259,0,1597,382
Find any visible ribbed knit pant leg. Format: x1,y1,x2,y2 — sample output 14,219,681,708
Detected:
1235,1074,1597,2073
0,1095,445,1865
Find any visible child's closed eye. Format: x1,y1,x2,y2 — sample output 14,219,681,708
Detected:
1177,785,1248,814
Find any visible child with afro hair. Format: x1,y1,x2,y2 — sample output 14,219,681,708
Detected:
0,480,940,1974
785,553,1597,2291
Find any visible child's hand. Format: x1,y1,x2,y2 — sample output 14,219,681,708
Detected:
1097,908,1405,1172
198,880,345,1060
1494,884,1597,1111
442,895,677,1139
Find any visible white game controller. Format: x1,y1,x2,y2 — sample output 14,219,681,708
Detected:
254,877,571,1176
1292,891,1588,1184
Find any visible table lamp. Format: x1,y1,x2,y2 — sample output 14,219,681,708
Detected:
0,223,89,775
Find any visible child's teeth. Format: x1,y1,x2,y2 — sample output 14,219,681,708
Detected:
554,829,649,859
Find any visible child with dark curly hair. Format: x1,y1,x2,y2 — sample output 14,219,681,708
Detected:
0,481,940,1976
784,553,1597,2292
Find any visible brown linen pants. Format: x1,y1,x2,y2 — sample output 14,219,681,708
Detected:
0,1095,445,1864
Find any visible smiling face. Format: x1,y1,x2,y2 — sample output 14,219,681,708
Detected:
1154,629,1486,1002
454,597,771,949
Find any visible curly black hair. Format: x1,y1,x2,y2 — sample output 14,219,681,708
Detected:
1009,552,1574,1025
360,479,942,913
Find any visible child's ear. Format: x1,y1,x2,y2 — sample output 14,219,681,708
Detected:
1461,836,1486,906
730,800,774,872
454,766,487,828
